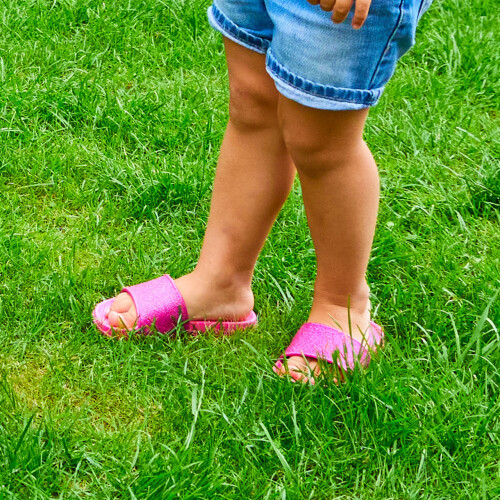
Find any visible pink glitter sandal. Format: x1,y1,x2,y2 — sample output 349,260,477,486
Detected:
92,274,257,337
274,321,383,382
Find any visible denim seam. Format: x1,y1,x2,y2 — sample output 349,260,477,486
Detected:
368,0,406,89
266,50,382,105
210,2,270,54
417,0,432,20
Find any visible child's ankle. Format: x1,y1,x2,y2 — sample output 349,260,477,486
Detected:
313,282,371,313
190,266,253,292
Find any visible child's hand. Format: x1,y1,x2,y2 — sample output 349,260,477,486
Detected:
307,0,372,30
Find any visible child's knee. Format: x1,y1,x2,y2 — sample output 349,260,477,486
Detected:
280,124,326,167
281,127,364,175
278,105,369,175
228,80,279,131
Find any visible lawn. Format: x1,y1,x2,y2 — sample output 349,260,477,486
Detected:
0,0,499,498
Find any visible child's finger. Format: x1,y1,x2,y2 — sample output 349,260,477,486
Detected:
319,0,336,11
352,0,372,29
331,0,354,24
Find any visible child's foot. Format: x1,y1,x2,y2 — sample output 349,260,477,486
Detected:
273,302,372,384
106,271,254,330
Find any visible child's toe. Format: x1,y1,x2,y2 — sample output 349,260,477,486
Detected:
276,356,320,384
107,309,133,329
107,293,137,329
109,293,133,313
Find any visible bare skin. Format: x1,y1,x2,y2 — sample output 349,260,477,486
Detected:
274,100,378,382
108,39,295,332
105,38,379,383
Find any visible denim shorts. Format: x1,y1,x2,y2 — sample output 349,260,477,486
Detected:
208,0,433,110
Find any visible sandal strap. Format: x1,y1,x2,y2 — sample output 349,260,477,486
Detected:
282,322,382,371
122,274,188,333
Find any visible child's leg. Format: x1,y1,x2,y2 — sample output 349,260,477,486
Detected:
274,96,379,381
107,39,296,328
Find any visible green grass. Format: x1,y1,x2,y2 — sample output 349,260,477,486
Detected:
0,0,499,497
